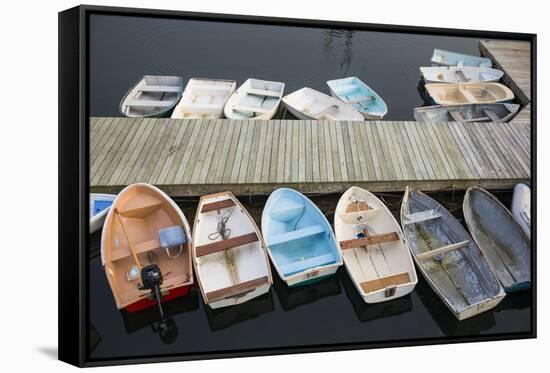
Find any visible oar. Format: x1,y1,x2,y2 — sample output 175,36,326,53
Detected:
114,208,167,322
114,208,142,272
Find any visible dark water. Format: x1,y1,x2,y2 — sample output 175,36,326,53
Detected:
87,190,531,360
88,14,484,120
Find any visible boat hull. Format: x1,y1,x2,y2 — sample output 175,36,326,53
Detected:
420,66,504,84
401,187,506,320
414,103,520,123
511,183,531,239
463,187,531,292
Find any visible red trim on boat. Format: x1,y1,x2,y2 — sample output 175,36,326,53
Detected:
124,285,190,313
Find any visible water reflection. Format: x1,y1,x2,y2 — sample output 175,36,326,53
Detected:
273,272,341,311
323,29,355,77
338,270,413,322
204,291,275,331
120,287,200,344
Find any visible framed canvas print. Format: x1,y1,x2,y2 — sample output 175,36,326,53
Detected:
58,4,536,367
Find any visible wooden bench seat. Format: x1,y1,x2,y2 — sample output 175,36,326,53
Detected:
279,252,336,276
195,232,259,257
403,209,442,225
347,95,374,104
110,238,161,262
360,272,411,294
339,232,399,250
205,276,269,302
415,240,469,261
200,199,236,213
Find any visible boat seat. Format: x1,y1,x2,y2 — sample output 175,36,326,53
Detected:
247,88,281,98
459,89,478,103
206,275,269,303
183,102,221,110
232,105,270,114
359,272,411,294
403,209,442,225
195,232,259,257
415,240,469,261
483,109,501,122
333,84,357,95
339,232,399,250
191,84,232,92
201,198,236,213
138,85,181,93
126,100,173,108
310,105,339,119
338,208,381,224
269,225,325,247
279,252,336,276
117,199,163,219
347,95,374,104
110,238,160,262
268,200,305,222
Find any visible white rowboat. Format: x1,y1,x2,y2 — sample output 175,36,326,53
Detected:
224,78,284,120
193,192,272,309
171,78,236,119
334,187,417,303
282,87,364,121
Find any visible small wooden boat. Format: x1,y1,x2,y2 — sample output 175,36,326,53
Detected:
511,183,531,239
101,183,193,312
193,192,272,309
401,187,505,320
414,103,520,123
282,87,364,121
326,77,388,119
262,188,343,286
420,66,504,83
223,78,284,120
90,193,116,233
119,75,184,118
334,187,417,303
171,78,236,119
463,187,531,292
425,83,514,105
431,49,492,67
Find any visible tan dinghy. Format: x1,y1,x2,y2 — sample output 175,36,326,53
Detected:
193,192,272,309
425,83,514,105
101,183,193,311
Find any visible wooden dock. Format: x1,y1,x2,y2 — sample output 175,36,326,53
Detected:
479,39,531,123
90,117,530,196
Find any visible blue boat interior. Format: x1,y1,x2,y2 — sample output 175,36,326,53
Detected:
266,190,339,277
328,77,386,114
93,200,114,215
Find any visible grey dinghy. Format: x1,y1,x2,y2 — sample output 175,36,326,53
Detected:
463,187,530,292
401,187,505,320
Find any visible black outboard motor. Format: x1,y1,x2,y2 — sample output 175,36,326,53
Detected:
138,264,165,321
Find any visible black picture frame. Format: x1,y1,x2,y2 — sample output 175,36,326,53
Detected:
58,4,536,367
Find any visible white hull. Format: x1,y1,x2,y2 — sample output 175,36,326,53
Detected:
420,66,504,84
90,193,117,233
511,183,531,239
223,78,284,120
335,186,417,303
171,78,236,119
193,192,272,309
283,87,364,121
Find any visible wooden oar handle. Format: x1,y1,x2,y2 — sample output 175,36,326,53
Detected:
114,208,142,271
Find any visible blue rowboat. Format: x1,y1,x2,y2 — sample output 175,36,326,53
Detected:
90,193,116,233
327,77,388,119
262,188,343,286
431,49,492,68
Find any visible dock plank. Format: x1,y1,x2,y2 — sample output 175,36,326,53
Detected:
90,117,530,195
